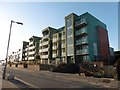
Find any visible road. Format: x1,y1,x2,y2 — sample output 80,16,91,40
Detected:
6,67,102,88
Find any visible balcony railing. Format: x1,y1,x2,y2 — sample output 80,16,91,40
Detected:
76,38,88,45
25,48,28,51
42,41,49,46
75,27,87,36
42,34,49,40
62,52,65,56
76,49,89,55
75,18,87,27
29,46,35,50
61,44,65,48
42,48,48,52
52,54,57,58
25,53,28,56
25,57,28,60
29,51,35,55
53,46,57,50
29,41,34,46
53,38,58,43
28,57,34,60
41,55,48,59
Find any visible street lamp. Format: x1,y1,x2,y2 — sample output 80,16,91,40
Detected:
3,20,23,79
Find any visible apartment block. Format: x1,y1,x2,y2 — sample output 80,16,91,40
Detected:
39,27,57,64
28,36,41,62
19,12,111,65
52,27,66,64
65,12,110,65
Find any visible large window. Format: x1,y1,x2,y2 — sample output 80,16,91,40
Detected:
66,17,73,56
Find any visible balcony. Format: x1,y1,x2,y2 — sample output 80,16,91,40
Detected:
76,49,89,55
25,48,28,51
25,53,28,56
40,43,42,46
25,57,28,60
42,35,49,40
42,48,48,52
75,27,87,36
41,55,48,59
61,44,65,48
62,52,65,56
52,54,57,58
53,38,58,43
29,51,35,55
75,18,87,27
61,36,65,40
53,46,57,50
29,46,35,50
28,57,34,60
76,38,88,45
29,41,34,46
42,41,49,46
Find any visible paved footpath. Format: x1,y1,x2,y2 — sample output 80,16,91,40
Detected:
2,79,19,88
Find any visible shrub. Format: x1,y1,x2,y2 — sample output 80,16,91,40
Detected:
51,63,79,73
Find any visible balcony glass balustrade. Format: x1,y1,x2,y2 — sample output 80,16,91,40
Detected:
76,49,89,55
75,27,87,36
76,38,88,45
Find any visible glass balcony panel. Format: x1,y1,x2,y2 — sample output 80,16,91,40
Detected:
75,27,87,36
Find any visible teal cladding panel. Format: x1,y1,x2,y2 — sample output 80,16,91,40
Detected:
86,13,106,62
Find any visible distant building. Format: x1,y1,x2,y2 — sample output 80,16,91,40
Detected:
8,49,21,63
28,36,42,63
21,41,29,61
21,36,41,64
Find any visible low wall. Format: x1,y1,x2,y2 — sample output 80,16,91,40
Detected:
28,64,40,71
18,64,24,68
7,63,51,71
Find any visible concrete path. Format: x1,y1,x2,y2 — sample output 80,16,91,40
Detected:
2,79,19,88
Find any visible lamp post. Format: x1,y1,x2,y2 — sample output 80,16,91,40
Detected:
3,20,23,79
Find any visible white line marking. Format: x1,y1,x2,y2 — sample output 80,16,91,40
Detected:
15,77,38,88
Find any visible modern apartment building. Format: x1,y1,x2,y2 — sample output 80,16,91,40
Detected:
65,12,110,65
39,27,57,64
52,27,66,64
18,12,110,65
28,36,41,63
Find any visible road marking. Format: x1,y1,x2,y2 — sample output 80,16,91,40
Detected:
15,77,38,88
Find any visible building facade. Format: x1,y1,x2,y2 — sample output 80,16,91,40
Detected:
17,12,111,65
28,36,41,63
21,41,29,61
65,12,110,65
39,27,57,64
52,27,66,64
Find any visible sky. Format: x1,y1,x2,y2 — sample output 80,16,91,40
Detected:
0,2,118,60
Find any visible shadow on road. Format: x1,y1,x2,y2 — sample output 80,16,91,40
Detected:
9,79,35,90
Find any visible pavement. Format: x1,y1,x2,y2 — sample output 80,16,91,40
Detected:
2,79,19,89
